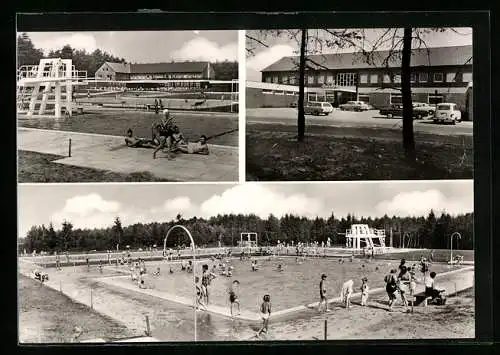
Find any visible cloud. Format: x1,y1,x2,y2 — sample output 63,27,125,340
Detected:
200,184,324,218
375,189,473,217
170,37,237,62
163,197,192,211
247,44,295,72
35,33,98,54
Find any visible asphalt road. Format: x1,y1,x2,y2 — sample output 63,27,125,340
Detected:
246,108,473,136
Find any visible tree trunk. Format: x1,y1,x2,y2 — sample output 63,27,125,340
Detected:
297,29,307,142
401,27,416,162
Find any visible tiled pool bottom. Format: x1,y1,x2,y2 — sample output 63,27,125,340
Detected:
98,256,458,316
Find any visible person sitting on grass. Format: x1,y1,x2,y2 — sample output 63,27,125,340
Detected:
229,280,241,317
425,272,447,305
125,128,159,148
256,295,272,338
171,125,186,146
170,135,210,155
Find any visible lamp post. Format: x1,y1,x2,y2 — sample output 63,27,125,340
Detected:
450,232,461,265
164,225,197,342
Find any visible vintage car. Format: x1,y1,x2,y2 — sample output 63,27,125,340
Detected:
433,103,462,124
379,102,435,119
304,101,334,115
339,101,370,111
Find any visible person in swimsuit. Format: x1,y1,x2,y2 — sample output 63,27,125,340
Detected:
152,110,175,159
257,295,271,337
195,276,207,311
340,279,354,309
318,273,330,312
229,280,240,316
171,125,186,147
425,272,447,305
398,266,411,312
125,128,158,148
201,264,217,305
172,135,209,155
384,269,399,311
360,277,369,306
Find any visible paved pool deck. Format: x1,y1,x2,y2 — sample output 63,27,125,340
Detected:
18,127,238,182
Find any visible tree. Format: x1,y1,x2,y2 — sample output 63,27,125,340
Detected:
46,223,58,251
59,221,73,252
17,33,44,67
112,217,124,250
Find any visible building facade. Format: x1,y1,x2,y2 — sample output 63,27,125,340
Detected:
95,61,215,88
257,45,472,111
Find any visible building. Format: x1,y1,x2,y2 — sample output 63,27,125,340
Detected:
248,45,472,111
94,61,215,88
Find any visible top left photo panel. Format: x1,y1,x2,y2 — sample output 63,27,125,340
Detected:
17,30,239,183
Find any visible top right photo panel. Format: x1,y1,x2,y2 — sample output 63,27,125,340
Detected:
245,28,473,181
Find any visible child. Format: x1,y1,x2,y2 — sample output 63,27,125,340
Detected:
228,280,241,316
98,261,103,273
318,274,330,312
195,276,207,311
251,260,259,271
257,295,271,337
340,279,354,309
360,277,369,306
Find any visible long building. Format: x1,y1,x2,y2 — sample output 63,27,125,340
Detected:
95,61,215,88
247,45,472,112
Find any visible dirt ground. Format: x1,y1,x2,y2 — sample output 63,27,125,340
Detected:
262,288,475,340
246,128,473,181
18,275,135,343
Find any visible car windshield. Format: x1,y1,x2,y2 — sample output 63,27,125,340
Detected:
437,104,452,110
347,101,357,104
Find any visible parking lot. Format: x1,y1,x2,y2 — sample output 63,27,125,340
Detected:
246,108,473,137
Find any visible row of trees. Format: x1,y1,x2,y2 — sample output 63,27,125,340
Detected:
20,211,473,254
17,33,238,80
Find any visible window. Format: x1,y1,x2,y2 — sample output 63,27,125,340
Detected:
307,75,315,84
273,76,278,83
360,74,368,84
433,73,444,82
370,74,379,83
419,73,428,82
462,72,473,82
262,89,273,95
289,76,296,85
428,94,444,105
394,74,402,83
265,77,271,83
410,73,416,83
390,94,402,104
336,72,356,86
383,74,391,83
285,91,295,96
358,94,370,103
274,90,284,95
437,104,452,110
446,72,457,82
317,75,325,84
326,75,334,84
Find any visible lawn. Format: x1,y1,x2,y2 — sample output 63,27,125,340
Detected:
374,249,474,262
18,274,135,343
18,109,239,147
246,126,473,181
18,151,171,183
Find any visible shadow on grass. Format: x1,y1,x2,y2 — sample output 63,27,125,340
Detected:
246,131,473,181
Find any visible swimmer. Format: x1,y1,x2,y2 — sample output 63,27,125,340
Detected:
229,280,241,316
277,264,283,272
153,267,161,276
256,295,271,337
195,276,207,311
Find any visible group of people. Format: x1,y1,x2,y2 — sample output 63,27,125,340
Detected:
124,109,209,158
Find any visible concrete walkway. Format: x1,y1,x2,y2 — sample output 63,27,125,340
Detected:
18,127,238,181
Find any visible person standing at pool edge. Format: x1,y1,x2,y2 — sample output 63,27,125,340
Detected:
318,274,330,312
257,295,271,337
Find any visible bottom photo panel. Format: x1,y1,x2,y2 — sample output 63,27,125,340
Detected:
17,181,474,343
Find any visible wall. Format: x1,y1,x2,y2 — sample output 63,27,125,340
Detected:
246,87,297,108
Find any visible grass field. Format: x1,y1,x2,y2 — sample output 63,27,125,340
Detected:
18,109,239,147
374,249,474,262
18,151,171,182
246,126,473,181
18,275,134,343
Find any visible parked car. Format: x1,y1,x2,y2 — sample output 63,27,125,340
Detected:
339,101,370,111
412,102,436,119
379,102,435,119
304,101,334,115
433,103,462,124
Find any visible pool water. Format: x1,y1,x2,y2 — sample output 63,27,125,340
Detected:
114,256,455,313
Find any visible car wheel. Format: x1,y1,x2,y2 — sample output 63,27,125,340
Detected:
387,113,393,119
417,114,422,120
428,111,434,116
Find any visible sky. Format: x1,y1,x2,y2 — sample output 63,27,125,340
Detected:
23,31,238,63
246,28,473,81
18,181,473,238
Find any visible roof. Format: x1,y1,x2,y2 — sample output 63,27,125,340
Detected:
261,45,473,72
103,61,209,74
